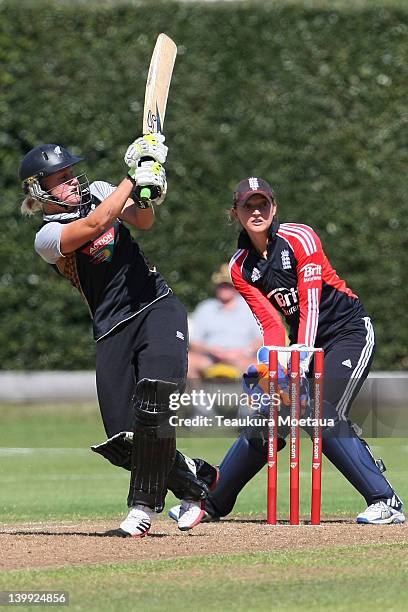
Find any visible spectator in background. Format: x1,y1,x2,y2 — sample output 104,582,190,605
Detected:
188,263,262,379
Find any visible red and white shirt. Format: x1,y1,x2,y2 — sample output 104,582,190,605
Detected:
229,220,367,348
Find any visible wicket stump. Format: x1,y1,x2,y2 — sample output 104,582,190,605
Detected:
267,346,325,525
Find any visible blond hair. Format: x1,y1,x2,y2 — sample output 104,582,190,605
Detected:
21,196,43,217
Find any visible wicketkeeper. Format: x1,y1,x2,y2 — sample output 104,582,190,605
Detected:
170,177,404,528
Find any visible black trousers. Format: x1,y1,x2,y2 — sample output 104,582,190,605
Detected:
95,294,188,437
321,316,376,420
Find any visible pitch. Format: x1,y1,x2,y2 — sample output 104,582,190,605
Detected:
1,403,407,610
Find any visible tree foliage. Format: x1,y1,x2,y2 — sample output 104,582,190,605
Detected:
1,1,407,369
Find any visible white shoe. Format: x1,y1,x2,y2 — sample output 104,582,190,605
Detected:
177,501,206,531
168,504,181,522
119,504,153,537
357,501,406,525
168,503,219,525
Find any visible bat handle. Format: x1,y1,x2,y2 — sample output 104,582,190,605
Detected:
140,187,152,199
135,184,161,202
133,155,162,203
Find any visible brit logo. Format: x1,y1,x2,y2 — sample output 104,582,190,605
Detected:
267,286,299,316
54,146,63,156
281,249,291,270
300,263,322,282
251,267,261,282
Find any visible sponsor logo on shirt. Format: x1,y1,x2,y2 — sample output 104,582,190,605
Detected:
81,227,115,263
267,286,299,316
300,263,322,282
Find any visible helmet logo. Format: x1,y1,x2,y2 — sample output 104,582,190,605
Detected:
248,177,259,190
54,146,63,156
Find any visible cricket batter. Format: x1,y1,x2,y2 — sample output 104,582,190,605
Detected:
19,136,217,536
170,177,404,527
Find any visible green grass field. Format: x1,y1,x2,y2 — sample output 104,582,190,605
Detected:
0,403,406,521
1,403,407,611
2,545,408,612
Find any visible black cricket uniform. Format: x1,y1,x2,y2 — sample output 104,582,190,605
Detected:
35,181,188,436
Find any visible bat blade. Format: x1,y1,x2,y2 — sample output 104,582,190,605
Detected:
143,33,177,134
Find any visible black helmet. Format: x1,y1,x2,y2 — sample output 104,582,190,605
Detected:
19,144,90,211
19,144,83,188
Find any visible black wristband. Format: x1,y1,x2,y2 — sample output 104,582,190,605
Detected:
127,174,151,208
134,198,151,209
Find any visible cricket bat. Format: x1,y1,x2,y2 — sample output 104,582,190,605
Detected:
139,33,177,201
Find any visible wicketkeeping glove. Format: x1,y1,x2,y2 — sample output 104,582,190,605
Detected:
242,361,290,408
289,343,313,376
124,133,168,167
246,346,310,408
285,345,311,408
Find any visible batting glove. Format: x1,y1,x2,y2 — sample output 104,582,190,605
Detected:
129,160,167,206
124,133,168,167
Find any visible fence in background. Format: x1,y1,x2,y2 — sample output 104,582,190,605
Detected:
1,371,407,436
